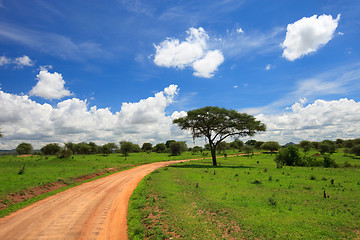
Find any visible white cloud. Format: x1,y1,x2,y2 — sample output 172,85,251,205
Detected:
0,55,34,67
0,85,189,149
265,64,272,71
193,50,224,78
236,28,244,33
233,85,238,88
153,27,224,78
0,56,11,66
282,14,340,61
14,55,34,67
29,70,73,99
254,98,360,144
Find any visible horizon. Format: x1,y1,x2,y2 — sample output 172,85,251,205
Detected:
1,1,360,150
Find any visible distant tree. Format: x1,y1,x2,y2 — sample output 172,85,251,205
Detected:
245,140,257,146
335,138,344,148
89,142,101,154
242,145,254,158
319,141,336,155
119,141,134,156
204,144,211,151
0,129,2,138
343,139,354,149
41,143,62,155
229,140,244,152
132,144,141,153
299,140,313,153
64,142,76,153
323,154,337,168
351,144,360,156
76,142,92,154
217,141,229,154
311,142,320,149
142,143,153,152
192,146,203,154
260,141,280,154
165,140,176,149
102,143,118,155
58,147,73,159
16,143,33,155
173,106,266,166
153,143,166,153
169,141,187,156
274,145,302,168
254,141,265,150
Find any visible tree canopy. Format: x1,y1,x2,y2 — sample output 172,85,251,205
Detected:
16,143,33,155
173,106,266,166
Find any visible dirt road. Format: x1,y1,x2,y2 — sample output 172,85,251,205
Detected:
0,160,189,240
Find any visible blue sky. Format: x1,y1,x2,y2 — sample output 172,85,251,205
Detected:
1,0,360,149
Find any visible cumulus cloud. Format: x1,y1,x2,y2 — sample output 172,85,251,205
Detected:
14,55,34,67
0,85,189,149
282,14,340,61
29,69,73,99
255,98,360,144
0,56,11,66
193,50,224,78
153,27,224,78
0,55,34,68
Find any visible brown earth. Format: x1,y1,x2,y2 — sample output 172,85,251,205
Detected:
0,168,122,210
0,160,191,240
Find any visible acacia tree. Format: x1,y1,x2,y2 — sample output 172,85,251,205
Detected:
16,143,33,155
173,106,266,166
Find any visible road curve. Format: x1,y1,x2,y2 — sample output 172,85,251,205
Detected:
0,160,189,240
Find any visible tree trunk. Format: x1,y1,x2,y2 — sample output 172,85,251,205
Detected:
210,146,217,166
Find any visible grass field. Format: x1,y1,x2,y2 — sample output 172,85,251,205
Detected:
128,151,360,239
0,151,204,217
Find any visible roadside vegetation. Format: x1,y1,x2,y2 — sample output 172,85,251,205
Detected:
128,145,360,239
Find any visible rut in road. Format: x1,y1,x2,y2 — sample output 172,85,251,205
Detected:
0,160,191,240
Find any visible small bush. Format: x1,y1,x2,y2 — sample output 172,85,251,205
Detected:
323,154,337,168
268,197,277,207
18,165,25,175
251,179,262,184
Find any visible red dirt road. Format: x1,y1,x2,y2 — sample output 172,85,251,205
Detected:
0,160,189,240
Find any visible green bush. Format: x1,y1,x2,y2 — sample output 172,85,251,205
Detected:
274,145,302,167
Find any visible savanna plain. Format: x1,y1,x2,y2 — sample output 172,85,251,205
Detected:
128,150,360,239
0,149,359,239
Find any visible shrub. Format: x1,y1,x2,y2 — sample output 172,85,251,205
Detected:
169,141,187,156
323,154,337,168
351,144,360,156
274,145,302,167
268,197,277,207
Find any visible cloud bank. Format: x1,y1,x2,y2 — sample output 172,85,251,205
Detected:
255,98,360,144
282,14,340,61
0,85,187,149
153,27,224,78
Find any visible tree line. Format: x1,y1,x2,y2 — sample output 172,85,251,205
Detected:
14,140,189,157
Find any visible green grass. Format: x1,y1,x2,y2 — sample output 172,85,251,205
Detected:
0,151,204,217
128,151,360,239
